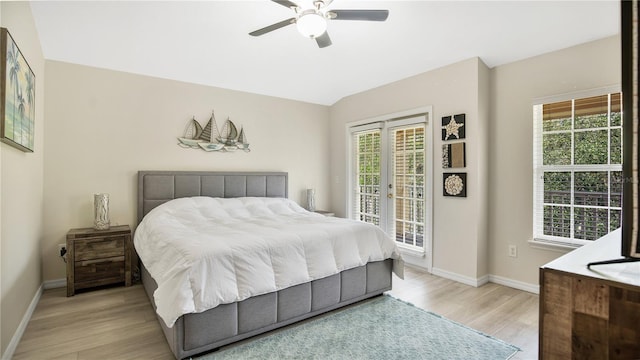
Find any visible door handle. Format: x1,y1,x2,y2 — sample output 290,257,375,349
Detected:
387,194,393,199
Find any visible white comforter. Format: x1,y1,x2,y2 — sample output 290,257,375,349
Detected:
134,197,403,327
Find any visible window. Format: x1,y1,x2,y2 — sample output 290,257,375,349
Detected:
533,90,623,247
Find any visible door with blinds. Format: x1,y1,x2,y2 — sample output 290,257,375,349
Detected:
350,114,431,254
352,126,383,226
389,124,427,250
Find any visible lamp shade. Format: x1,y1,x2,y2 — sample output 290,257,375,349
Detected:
296,12,327,38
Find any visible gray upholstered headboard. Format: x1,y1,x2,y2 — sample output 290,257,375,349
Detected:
137,171,288,224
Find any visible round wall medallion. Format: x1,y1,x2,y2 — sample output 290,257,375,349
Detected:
444,174,464,196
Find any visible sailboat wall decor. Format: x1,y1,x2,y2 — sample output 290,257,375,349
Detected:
177,111,250,152
237,126,249,151
177,117,203,148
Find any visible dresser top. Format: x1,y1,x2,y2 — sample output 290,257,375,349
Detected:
542,228,640,288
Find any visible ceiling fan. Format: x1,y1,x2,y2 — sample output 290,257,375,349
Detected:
249,0,389,48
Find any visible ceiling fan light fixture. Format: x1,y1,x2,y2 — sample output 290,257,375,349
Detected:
296,11,327,38
250,1,389,48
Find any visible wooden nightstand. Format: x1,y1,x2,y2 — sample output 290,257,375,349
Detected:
66,225,132,296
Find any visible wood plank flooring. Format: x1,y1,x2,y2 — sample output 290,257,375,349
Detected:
389,267,539,360
13,266,539,359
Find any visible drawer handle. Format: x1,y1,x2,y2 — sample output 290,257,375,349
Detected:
77,256,124,266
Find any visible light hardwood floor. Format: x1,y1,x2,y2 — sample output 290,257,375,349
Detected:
13,266,539,359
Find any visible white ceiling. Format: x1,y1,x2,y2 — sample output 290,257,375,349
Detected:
30,0,620,106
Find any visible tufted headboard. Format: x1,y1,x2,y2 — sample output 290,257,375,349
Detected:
137,171,288,224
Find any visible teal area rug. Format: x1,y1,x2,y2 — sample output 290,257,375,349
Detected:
197,295,520,360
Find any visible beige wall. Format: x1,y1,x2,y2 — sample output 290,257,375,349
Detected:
0,2,45,356
488,35,621,286
42,61,330,282
329,36,620,288
329,58,491,283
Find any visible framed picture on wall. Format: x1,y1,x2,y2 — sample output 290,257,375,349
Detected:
442,142,466,168
443,172,467,197
0,27,35,152
441,114,465,141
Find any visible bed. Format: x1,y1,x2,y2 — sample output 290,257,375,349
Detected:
135,171,402,359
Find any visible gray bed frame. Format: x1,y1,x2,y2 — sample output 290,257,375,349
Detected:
137,171,393,359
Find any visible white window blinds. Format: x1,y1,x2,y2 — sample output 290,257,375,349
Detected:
533,91,623,246
350,123,383,226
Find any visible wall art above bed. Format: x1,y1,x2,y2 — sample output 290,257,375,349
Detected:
177,110,250,152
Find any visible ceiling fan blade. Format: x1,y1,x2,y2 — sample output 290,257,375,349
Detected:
271,0,299,9
315,32,332,48
329,10,389,21
249,18,296,36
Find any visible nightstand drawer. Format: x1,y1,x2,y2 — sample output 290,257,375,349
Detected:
74,236,125,261
75,256,125,283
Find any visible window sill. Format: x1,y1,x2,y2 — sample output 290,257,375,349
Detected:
528,238,581,253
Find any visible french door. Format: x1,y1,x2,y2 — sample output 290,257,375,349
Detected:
389,123,427,249
350,114,431,254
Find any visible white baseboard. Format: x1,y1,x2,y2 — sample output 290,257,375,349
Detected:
477,274,490,287
1,284,43,360
431,267,489,287
489,274,540,294
430,267,539,294
44,278,66,289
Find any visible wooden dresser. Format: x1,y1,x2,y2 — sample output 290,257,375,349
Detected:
66,225,132,296
539,229,640,359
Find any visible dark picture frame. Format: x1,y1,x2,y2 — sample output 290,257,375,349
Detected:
441,114,465,141
442,142,466,168
443,172,467,197
0,27,35,152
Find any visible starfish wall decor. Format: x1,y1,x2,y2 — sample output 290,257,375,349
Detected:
441,114,465,141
